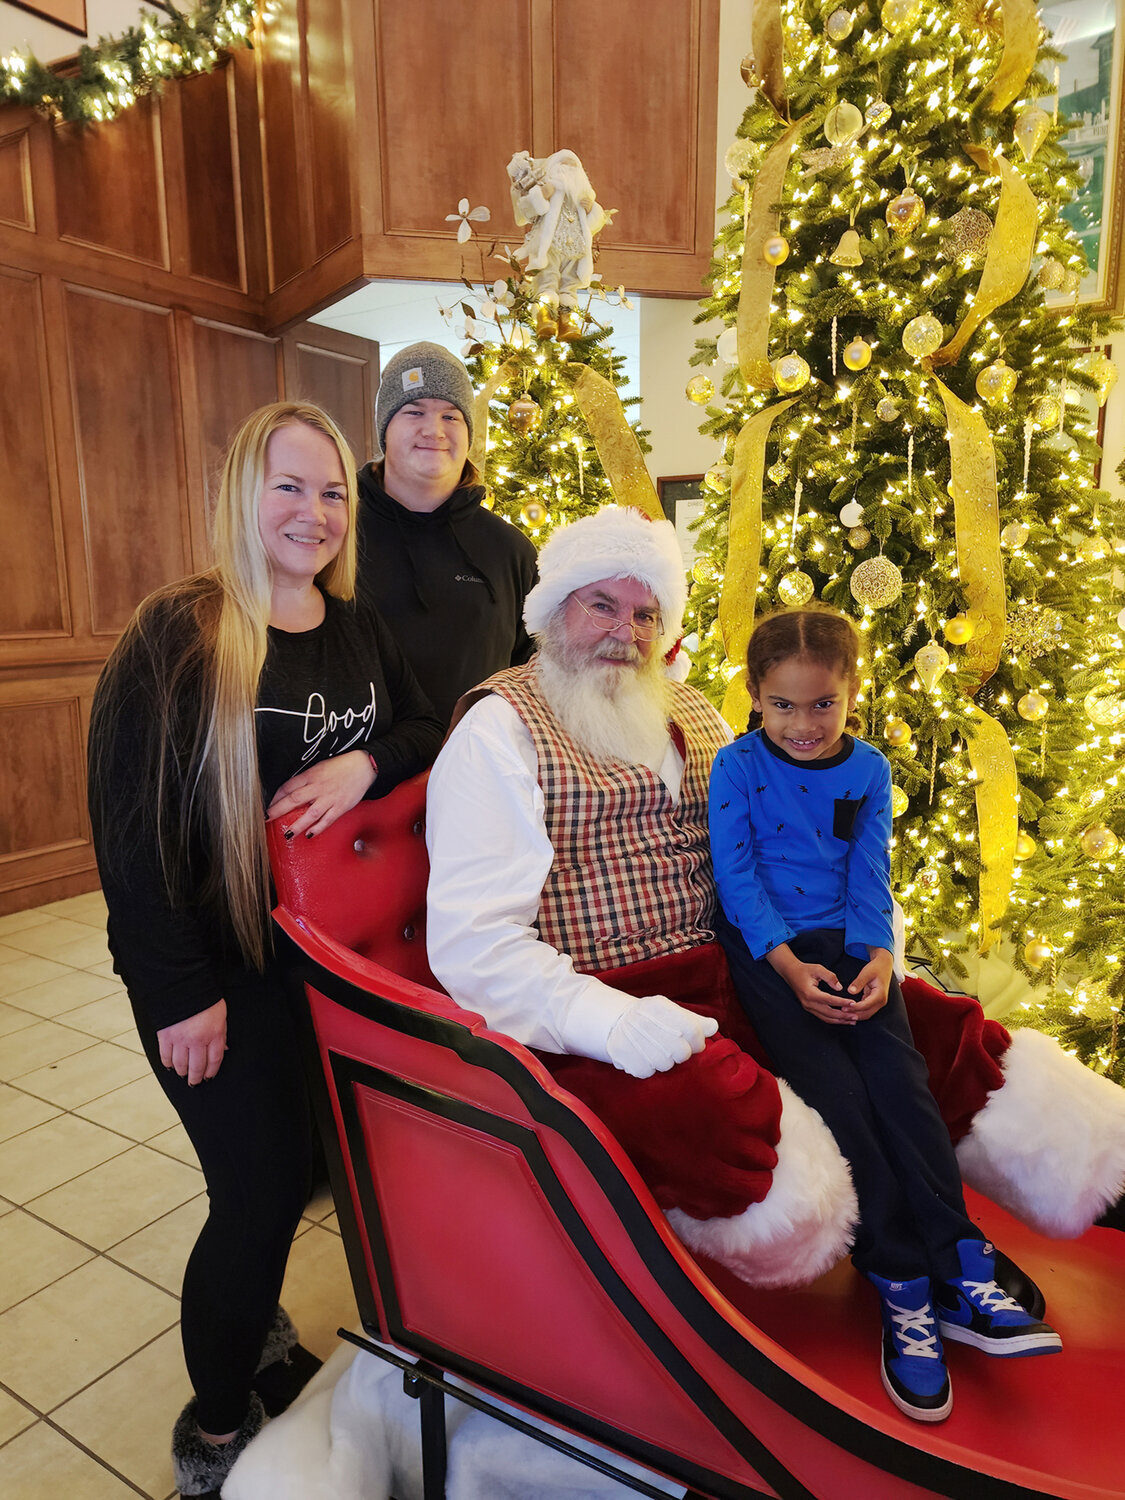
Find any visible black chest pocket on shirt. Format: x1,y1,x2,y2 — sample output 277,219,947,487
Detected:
833,796,867,841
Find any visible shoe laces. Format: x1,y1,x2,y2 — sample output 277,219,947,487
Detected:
888,1300,942,1359
956,1277,1023,1314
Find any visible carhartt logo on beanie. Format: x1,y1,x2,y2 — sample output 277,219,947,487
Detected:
375,342,475,451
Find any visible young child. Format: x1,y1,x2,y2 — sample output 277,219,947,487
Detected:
709,606,1060,1424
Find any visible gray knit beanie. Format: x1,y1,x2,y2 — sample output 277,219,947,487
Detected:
375,342,475,451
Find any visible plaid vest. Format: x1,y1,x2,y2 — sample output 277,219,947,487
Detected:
484,663,728,973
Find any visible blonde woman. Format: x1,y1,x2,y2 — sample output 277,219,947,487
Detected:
88,402,442,1498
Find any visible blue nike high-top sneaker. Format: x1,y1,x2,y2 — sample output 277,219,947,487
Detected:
866,1273,952,1422
935,1239,1062,1356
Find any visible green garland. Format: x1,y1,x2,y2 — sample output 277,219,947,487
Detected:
1,1,260,124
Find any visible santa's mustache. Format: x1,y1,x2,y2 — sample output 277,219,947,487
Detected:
593,641,641,664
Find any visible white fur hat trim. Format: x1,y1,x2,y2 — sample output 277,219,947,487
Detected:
523,506,688,648
666,1078,857,1289
956,1027,1125,1238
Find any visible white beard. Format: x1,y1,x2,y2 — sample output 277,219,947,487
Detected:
535,627,672,773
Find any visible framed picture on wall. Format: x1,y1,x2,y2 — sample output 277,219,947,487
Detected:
8,0,87,35
1042,0,1125,313
657,475,706,569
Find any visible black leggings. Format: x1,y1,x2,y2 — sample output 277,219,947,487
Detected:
133,971,315,1435
718,919,980,1282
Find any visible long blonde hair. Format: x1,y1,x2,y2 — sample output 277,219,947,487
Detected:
90,402,358,970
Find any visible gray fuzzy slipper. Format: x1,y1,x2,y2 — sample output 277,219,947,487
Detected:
171,1392,265,1498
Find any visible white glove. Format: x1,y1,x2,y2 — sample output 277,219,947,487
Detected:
605,996,719,1079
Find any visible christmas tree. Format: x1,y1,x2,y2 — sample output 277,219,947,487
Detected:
442,194,649,545
685,0,1124,1056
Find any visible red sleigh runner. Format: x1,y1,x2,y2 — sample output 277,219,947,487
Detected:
268,771,1125,1500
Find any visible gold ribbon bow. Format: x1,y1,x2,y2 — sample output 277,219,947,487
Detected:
566,364,663,519
738,118,807,391
751,0,789,120
978,0,1039,114
469,358,520,472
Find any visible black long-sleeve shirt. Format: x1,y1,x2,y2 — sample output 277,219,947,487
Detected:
355,467,538,725
89,586,442,1031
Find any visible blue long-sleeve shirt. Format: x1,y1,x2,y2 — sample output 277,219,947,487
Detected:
709,729,895,962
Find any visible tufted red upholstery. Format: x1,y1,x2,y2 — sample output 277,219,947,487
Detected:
268,771,438,991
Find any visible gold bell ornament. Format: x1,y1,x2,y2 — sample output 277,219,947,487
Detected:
1023,937,1052,970
685,374,714,405
1017,690,1049,722
1080,823,1120,861
850,556,903,608
914,641,951,691
975,361,1018,407
883,716,913,747
886,191,925,236
520,499,549,529
902,314,944,359
773,352,812,393
881,0,922,32
762,234,790,267
824,101,865,146
943,614,975,645
507,396,542,434
1014,105,1051,161
829,229,864,267
825,7,855,41
1015,832,1037,860
843,338,872,371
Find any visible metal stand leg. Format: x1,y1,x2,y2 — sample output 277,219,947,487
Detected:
403,1365,447,1500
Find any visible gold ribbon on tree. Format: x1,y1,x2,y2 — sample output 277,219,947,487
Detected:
718,399,799,728
977,0,1040,114
930,147,1038,368
565,365,663,519
751,0,789,120
469,358,520,472
738,118,808,392
931,375,1014,952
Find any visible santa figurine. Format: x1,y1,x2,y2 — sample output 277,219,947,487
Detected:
507,148,614,342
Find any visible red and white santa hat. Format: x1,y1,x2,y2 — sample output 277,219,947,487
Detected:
523,506,688,653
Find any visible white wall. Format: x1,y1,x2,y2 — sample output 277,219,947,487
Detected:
0,1,143,62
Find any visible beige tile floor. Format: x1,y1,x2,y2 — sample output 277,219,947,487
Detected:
0,891,357,1499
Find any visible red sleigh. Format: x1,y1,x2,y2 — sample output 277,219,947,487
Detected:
268,772,1125,1500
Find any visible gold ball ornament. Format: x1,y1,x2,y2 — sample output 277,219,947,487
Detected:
724,138,759,184
1077,534,1110,563
785,18,814,54
1030,394,1061,429
847,526,872,549
685,373,714,405
824,101,865,146
716,326,739,364
692,556,721,586
773,352,812,393
1023,938,1052,970
876,397,899,421
843,338,872,371
1014,105,1051,161
704,460,732,493
946,207,993,261
839,500,865,527
943,614,975,645
507,396,542,433
914,641,951,691
883,716,913,747
891,785,910,817
829,228,864,266
975,361,1018,407
519,499,549,529
886,191,925,236
1017,690,1049,722
778,570,816,606
1001,521,1030,549
902,314,944,359
1083,685,1125,727
826,7,856,41
1080,823,1120,861
850,556,903,608
1062,268,1083,295
881,0,922,31
1037,257,1065,290
1015,832,1037,860
762,234,790,267
739,53,758,86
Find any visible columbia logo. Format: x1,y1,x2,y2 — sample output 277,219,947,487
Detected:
455,573,484,583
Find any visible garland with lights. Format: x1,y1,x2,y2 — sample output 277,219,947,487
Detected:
686,0,1125,1073
0,1,259,124
444,200,649,544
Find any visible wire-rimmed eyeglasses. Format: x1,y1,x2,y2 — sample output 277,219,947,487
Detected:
572,595,664,642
